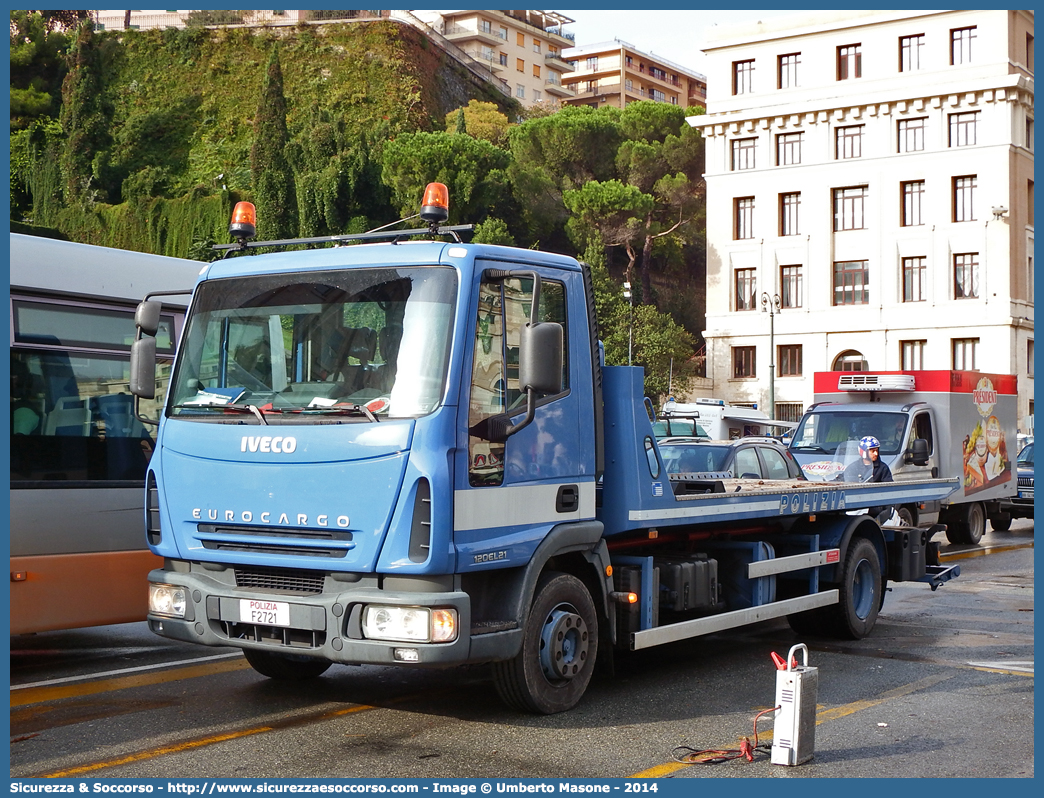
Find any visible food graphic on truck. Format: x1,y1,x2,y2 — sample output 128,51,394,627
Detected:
962,378,1012,494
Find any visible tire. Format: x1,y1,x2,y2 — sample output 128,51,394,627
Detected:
946,502,986,545
492,571,598,715
243,648,332,680
990,513,1012,532
897,506,915,527
833,537,883,639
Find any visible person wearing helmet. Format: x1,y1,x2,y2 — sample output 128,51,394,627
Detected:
842,435,895,523
843,435,894,483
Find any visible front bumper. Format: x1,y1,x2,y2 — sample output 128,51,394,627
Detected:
147,561,520,666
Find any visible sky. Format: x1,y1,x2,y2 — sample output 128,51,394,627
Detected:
555,8,799,75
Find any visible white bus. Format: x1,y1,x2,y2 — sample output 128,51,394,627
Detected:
9,233,201,634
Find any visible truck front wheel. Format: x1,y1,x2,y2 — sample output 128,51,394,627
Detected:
834,536,883,639
492,571,598,715
243,648,332,680
945,502,986,545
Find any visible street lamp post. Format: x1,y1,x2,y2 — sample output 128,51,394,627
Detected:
624,281,633,366
762,292,781,418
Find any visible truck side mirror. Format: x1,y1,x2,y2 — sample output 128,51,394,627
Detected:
130,337,158,399
907,438,930,466
518,321,563,395
135,299,162,337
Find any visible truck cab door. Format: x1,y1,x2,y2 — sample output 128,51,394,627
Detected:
453,267,592,569
895,410,936,479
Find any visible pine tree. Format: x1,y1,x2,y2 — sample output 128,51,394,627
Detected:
250,47,297,240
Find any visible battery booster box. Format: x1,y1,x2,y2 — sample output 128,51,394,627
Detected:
771,643,818,766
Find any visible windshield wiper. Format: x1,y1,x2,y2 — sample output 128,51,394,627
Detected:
171,403,269,425
296,404,379,423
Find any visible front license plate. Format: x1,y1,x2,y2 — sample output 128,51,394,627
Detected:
240,599,290,627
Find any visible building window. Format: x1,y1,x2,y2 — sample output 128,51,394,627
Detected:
625,55,633,67
479,19,492,34
734,268,757,311
900,34,925,71
776,132,802,165
833,350,867,371
954,253,979,298
499,52,508,66
902,256,927,302
516,58,524,72
775,402,804,424
833,187,867,231
651,89,665,103
898,118,926,152
735,197,755,240
517,32,525,47
901,340,926,370
532,89,541,102
778,53,799,88
953,338,978,370
500,26,508,41
533,39,541,53
733,59,754,95
625,78,633,92
949,111,978,146
533,64,540,78
837,44,861,80
951,27,976,65
1029,340,1034,378
780,265,803,308
833,261,869,306
731,138,756,171
953,175,977,222
1029,179,1034,226
778,344,802,377
901,180,925,227
780,192,800,236
835,125,864,159
586,56,598,70
516,84,525,99
1028,118,1035,151
1028,33,1035,72
733,346,756,379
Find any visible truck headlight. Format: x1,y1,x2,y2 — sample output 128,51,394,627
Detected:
149,583,187,618
362,606,457,643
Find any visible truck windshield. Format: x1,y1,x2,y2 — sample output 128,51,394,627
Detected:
790,411,908,457
168,266,457,420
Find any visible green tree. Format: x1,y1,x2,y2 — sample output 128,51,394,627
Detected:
58,20,111,205
380,131,510,226
444,100,510,148
250,46,297,240
472,217,514,246
563,179,653,287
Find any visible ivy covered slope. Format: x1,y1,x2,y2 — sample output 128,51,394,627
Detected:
11,20,517,256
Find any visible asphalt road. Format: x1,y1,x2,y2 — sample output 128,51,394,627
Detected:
9,521,1033,780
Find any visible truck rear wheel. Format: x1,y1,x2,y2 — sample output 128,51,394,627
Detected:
989,513,1012,532
945,502,986,545
243,648,332,680
834,536,883,639
492,571,598,715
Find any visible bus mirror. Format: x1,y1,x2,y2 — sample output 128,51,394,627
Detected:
518,321,563,395
130,337,158,399
907,438,930,466
135,299,162,337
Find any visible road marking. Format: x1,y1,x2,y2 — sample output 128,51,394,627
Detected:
38,704,376,778
628,673,955,778
11,658,252,708
966,661,1034,675
940,541,1034,561
11,652,243,692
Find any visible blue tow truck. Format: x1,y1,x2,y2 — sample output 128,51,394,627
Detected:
130,185,960,714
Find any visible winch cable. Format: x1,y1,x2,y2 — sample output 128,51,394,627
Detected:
672,706,779,765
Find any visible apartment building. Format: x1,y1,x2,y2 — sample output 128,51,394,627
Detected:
414,10,577,108
561,40,708,110
689,10,1034,431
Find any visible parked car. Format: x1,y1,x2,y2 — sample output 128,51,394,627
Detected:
993,441,1034,529
658,437,806,480
652,417,710,440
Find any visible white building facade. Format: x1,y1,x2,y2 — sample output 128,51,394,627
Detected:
690,10,1034,432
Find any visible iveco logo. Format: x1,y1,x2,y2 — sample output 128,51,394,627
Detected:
241,435,297,453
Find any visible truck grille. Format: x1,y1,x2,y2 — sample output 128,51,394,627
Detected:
197,523,353,559
234,567,325,594
1018,476,1034,488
